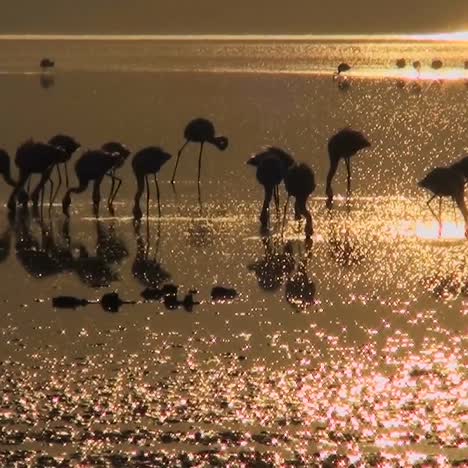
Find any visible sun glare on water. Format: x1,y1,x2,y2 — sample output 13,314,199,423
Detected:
392,221,466,240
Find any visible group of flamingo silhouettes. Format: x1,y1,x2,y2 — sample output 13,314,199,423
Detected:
1,117,467,239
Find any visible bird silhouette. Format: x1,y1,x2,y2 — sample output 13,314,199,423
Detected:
283,163,316,239
450,155,468,180
325,128,371,208
101,141,131,207
40,58,55,69
396,58,407,69
132,147,172,220
248,147,295,228
418,166,468,238
62,149,127,217
431,59,443,70
335,62,351,77
48,134,80,187
8,141,68,214
171,118,228,184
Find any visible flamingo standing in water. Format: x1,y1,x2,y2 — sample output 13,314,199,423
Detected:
283,163,316,239
249,147,295,228
132,147,172,220
48,134,80,187
418,166,468,238
62,149,127,217
100,141,131,206
325,128,371,208
8,141,68,213
396,58,407,69
171,118,228,184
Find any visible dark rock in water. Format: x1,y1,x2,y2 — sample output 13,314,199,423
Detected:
100,292,134,313
52,296,88,309
211,286,238,302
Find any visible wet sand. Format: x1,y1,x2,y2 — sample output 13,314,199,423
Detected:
0,44,467,465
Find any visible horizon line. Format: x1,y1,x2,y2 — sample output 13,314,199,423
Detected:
0,32,467,42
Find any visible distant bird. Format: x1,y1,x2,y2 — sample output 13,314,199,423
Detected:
8,141,68,213
283,163,316,239
249,147,295,227
101,141,131,204
62,149,127,217
413,60,422,76
465,60,468,69
40,58,55,69
171,118,228,184
132,146,172,220
396,58,407,69
418,167,468,237
431,59,443,70
335,62,351,77
48,134,80,187
325,128,371,208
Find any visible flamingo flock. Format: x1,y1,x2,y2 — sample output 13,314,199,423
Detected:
2,117,467,239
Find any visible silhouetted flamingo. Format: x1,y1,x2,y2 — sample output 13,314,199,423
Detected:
418,167,468,237
48,134,80,187
132,147,172,220
450,155,468,180
283,163,316,239
249,147,295,228
325,128,371,208
101,141,131,204
334,62,351,78
413,60,422,78
248,146,295,223
396,58,407,69
171,118,228,184
8,141,68,214
62,149,126,217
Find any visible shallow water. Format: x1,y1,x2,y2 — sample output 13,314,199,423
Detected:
0,39,467,466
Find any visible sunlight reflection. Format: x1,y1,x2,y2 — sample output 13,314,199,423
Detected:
392,221,466,240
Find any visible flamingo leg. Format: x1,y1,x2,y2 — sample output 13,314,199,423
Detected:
154,175,161,217
260,185,273,227
197,142,204,185
274,185,280,215
145,175,150,219
48,176,55,212
51,164,62,206
282,196,290,237
345,157,351,196
108,175,122,205
92,178,102,218
64,162,69,188
197,182,203,215
171,139,189,184
426,195,441,224
107,171,115,203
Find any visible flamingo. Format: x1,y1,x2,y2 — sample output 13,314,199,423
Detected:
413,60,422,78
8,140,68,214
62,149,127,217
27,134,80,209
101,141,131,204
450,155,468,180
171,118,228,184
325,128,371,208
334,62,351,78
283,163,316,239
132,146,172,220
418,167,468,238
48,134,80,187
249,147,295,228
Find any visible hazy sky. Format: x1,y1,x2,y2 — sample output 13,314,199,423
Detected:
1,0,467,35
